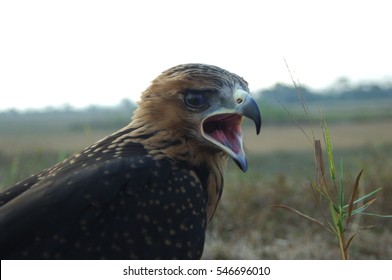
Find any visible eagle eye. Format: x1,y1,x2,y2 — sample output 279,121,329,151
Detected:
184,90,209,110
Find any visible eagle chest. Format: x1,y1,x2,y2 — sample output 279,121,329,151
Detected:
117,158,209,259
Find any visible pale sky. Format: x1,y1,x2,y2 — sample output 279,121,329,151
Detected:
1,0,391,111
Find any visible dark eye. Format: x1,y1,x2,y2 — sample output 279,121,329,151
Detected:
184,91,209,109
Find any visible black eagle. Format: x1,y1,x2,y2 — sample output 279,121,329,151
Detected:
0,63,261,259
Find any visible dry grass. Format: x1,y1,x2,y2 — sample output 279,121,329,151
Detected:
202,119,392,259
243,120,392,154
1,120,391,156
202,143,392,259
1,118,391,259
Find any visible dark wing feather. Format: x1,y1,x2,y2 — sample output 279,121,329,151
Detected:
0,134,207,259
0,174,39,207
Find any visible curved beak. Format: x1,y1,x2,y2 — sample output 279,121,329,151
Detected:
201,89,262,172
235,90,262,135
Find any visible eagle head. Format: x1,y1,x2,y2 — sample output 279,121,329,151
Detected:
130,63,261,172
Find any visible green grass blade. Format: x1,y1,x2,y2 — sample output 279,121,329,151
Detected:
340,160,344,210
355,212,392,218
324,124,336,182
329,203,340,235
343,187,382,209
351,198,377,215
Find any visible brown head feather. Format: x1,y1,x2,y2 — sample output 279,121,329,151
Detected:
128,63,249,220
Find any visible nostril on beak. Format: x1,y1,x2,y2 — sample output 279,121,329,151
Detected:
236,98,243,104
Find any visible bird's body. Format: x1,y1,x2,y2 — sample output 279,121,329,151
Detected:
0,64,261,259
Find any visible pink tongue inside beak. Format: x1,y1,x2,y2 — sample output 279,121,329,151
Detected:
202,114,243,154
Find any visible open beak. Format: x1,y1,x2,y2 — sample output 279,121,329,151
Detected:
201,89,262,172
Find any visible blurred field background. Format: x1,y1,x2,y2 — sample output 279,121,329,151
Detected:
1,83,392,259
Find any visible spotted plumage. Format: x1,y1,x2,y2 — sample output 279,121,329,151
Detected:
0,63,261,259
